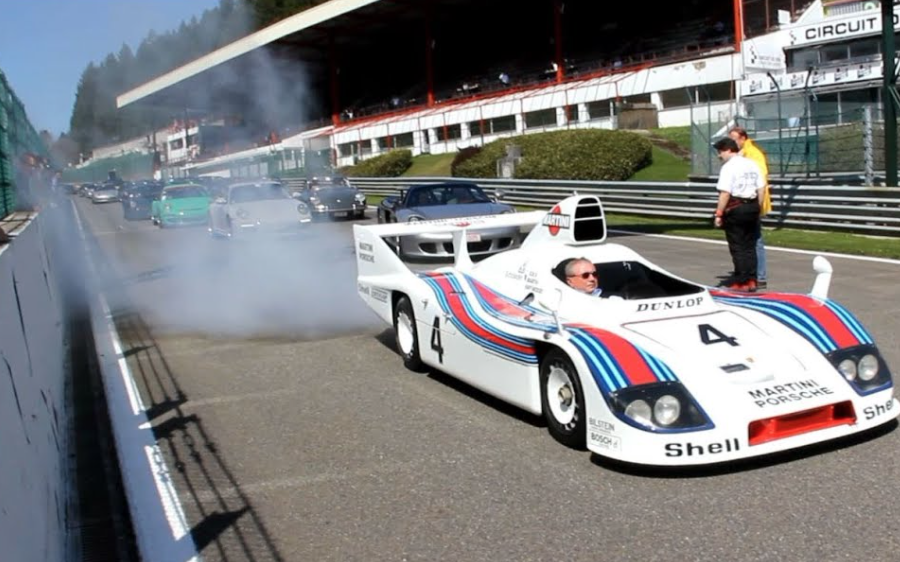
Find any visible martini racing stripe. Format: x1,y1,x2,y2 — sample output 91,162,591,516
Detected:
566,325,678,394
824,300,874,345
710,291,868,353
420,273,538,363
463,274,558,332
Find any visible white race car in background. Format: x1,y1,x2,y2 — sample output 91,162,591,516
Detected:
353,195,898,467
208,180,311,238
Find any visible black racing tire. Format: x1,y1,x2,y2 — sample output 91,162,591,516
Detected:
393,296,425,372
540,349,587,449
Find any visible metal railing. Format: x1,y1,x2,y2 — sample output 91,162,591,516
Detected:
349,176,900,235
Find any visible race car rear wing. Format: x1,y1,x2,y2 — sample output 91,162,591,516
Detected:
352,211,546,275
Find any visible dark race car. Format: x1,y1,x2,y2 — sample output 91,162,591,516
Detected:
121,180,164,220
292,175,366,219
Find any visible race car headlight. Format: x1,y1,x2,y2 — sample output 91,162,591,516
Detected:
354,193,366,202
309,196,320,204
838,359,857,381
827,344,892,395
859,354,879,381
610,382,711,432
654,395,682,426
624,399,652,425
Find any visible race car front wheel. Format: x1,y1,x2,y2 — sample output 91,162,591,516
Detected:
394,296,425,372
540,349,586,449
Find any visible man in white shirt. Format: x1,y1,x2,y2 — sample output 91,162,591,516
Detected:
712,137,765,292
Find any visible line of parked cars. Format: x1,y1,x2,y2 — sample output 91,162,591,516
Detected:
70,175,372,237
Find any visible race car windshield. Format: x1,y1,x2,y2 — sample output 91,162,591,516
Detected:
230,183,290,203
408,185,491,206
310,179,348,190
165,186,207,198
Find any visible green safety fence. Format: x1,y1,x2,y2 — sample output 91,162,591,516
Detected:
0,69,50,217
61,152,154,183
690,100,899,181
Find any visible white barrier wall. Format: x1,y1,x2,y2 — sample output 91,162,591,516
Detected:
333,52,740,167
0,213,68,562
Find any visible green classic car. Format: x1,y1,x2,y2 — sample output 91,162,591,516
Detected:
151,183,211,228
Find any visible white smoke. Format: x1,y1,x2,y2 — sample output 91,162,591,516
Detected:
89,4,380,339
116,221,380,339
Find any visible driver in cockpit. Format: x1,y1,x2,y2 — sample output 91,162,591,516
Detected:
564,258,604,297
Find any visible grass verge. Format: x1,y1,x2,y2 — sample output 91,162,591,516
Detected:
649,126,692,151
402,153,455,177
629,146,691,182
600,213,900,259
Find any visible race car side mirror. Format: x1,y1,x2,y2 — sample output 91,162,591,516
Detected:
519,292,535,307
810,255,832,299
538,288,565,335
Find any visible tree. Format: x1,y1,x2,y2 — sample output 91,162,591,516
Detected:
51,133,80,166
69,63,100,153
39,130,54,149
65,0,326,151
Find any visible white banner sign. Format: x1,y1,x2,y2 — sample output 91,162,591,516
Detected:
743,39,786,72
788,6,900,47
741,61,883,97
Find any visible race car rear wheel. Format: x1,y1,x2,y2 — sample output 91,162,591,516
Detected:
540,349,586,449
394,296,425,372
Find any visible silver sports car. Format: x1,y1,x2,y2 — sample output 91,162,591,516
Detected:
376,182,519,259
208,180,312,239
91,184,120,203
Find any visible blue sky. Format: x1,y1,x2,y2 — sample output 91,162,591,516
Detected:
0,0,222,137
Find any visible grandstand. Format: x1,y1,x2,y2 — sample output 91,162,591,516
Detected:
111,0,894,179
110,0,743,178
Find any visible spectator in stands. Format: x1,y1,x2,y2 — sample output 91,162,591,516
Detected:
713,138,765,292
729,126,770,290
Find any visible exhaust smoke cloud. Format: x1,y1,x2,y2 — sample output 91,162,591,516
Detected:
86,6,379,340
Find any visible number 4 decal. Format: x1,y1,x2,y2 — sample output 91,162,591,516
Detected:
698,323,739,346
431,317,445,363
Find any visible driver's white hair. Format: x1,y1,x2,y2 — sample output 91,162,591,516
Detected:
565,257,592,277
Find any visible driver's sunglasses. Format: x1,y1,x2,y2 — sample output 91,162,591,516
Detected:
569,270,598,279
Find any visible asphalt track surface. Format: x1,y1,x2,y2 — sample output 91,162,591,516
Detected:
74,195,900,562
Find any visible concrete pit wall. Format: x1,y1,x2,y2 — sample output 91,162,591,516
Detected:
0,212,69,562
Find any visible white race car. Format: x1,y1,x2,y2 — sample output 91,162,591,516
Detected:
353,195,898,466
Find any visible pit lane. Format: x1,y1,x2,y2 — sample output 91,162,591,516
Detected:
74,195,900,562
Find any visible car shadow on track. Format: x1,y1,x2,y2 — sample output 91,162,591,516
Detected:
373,329,545,428
114,310,286,561
590,419,898,478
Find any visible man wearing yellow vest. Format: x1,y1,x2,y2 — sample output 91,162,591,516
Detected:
729,126,771,289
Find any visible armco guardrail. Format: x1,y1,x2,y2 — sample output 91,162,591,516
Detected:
349,177,900,235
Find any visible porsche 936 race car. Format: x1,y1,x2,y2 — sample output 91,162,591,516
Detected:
353,195,898,466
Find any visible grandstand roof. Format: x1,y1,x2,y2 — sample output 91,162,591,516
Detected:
117,0,733,126
117,0,461,109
